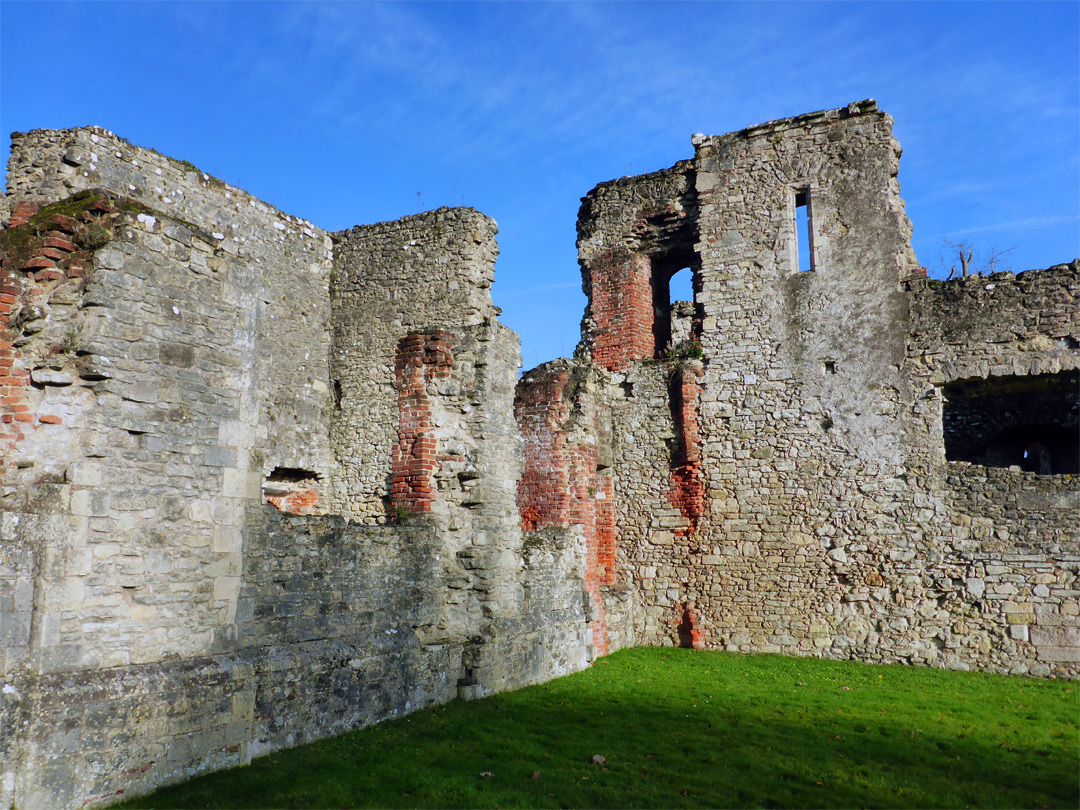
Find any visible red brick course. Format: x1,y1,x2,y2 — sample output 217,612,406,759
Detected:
667,365,706,538
265,489,320,515
589,250,655,371
391,331,454,516
8,201,40,228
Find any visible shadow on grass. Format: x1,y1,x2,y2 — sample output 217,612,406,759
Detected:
122,648,1079,809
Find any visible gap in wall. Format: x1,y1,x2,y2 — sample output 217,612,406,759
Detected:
942,370,1080,474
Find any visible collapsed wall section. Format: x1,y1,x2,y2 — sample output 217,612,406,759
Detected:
576,161,699,371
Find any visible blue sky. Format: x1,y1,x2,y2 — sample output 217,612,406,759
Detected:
2,1,1077,370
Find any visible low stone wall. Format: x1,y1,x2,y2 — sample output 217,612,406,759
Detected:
10,513,458,808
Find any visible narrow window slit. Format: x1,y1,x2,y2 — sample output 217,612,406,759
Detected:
794,187,814,272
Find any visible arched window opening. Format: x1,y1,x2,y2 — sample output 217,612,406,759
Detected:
651,256,700,357
668,267,695,349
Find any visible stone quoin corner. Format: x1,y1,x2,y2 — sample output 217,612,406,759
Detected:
1,100,1077,808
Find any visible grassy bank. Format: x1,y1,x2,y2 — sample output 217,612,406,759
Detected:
123,647,1078,808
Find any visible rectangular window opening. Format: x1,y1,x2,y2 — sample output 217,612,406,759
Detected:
794,187,814,272
941,371,1079,475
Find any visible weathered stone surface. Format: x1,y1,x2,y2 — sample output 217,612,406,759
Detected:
0,105,1076,810
563,101,1077,676
0,128,587,810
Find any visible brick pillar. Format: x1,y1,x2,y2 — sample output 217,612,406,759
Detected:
391,331,454,516
590,251,655,371
515,365,612,655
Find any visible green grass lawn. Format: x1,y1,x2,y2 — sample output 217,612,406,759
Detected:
122,647,1079,809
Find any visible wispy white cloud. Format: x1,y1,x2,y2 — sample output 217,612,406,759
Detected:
496,281,581,299
920,181,998,202
931,214,1080,240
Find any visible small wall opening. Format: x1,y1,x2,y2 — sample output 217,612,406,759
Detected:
793,187,815,272
942,371,1079,474
263,466,322,514
676,604,703,649
668,266,695,350
652,254,700,356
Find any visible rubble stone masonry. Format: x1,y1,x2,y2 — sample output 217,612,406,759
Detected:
0,104,1077,809
0,128,586,809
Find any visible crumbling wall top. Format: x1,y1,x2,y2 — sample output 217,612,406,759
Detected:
692,99,883,148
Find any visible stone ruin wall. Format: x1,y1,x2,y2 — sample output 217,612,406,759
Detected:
0,103,1077,809
0,129,589,810
545,101,1078,674
330,209,500,522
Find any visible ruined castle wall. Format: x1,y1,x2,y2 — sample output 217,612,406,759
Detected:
330,209,499,523
667,102,923,660
1,133,592,808
0,188,339,806
4,127,335,492
600,359,713,650
901,267,1080,671
577,102,1078,675
576,162,697,370
573,163,715,651
4,106,1077,809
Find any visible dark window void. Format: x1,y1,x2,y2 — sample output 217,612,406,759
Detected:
942,371,1079,474
264,466,321,485
794,187,814,272
652,254,700,356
